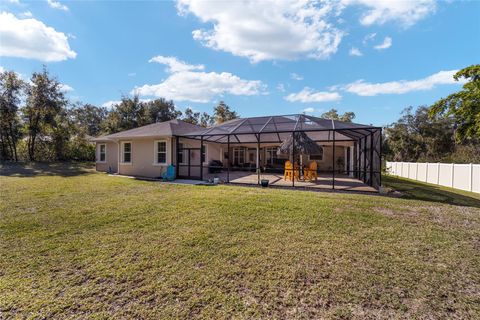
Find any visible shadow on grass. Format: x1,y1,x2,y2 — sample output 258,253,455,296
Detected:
383,175,480,208
0,162,95,177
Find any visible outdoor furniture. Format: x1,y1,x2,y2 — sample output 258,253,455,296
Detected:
304,161,318,181
284,161,300,181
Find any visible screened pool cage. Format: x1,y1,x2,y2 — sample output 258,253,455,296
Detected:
174,114,382,191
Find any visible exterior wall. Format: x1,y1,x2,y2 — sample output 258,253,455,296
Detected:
117,137,173,178
95,135,355,180
175,138,353,177
176,138,223,178
95,141,118,173
386,161,480,193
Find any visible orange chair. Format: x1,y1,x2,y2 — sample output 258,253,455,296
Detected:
304,161,318,181
284,160,300,181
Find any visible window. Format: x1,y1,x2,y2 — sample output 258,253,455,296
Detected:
98,144,106,162
265,147,278,165
122,142,132,163
155,140,167,164
309,146,323,161
233,148,245,165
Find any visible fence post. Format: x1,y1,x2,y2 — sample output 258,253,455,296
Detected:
437,163,440,185
470,163,473,192
415,163,418,180
451,163,455,188
425,162,429,183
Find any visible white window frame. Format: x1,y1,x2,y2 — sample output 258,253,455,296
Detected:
154,139,168,165
233,147,245,165
265,146,278,165
97,143,107,163
121,141,132,165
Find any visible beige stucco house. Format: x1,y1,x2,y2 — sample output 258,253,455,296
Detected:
92,115,382,190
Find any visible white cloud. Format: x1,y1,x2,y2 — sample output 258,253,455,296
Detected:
177,0,343,63
21,11,33,18
0,12,76,62
362,32,376,44
133,56,267,103
342,0,436,27
47,0,69,11
373,36,392,50
302,107,315,113
6,0,20,4
349,47,362,56
59,84,73,92
290,73,304,81
0,66,4,73
345,69,463,96
276,83,286,92
285,87,342,103
149,55,204,73
101,100,121,108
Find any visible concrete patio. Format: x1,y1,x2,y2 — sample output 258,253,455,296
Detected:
205,171,377,192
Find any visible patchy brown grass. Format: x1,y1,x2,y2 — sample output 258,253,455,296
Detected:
0,163,479,319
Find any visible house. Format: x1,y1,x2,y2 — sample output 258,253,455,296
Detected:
92,115,382,191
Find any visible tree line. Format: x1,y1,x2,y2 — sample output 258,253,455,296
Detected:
0,67,238,162
383,65,480,163
1,64,478,163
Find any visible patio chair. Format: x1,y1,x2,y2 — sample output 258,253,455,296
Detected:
283,161,300,181
304,161,318,181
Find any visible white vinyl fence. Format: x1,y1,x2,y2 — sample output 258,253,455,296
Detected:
386,161,480,194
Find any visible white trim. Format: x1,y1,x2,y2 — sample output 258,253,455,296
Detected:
202,144,208,165
120,141,132,165
154,139,168,165
96,143,107,163
233,147,245,165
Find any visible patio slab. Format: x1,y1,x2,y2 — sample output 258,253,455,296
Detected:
205,171,377,193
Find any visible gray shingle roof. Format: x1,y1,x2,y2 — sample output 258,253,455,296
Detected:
91,119,204,141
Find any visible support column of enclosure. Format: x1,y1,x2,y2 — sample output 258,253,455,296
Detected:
227,135,230,183
256,133,260,185
200,136,204,181
369,132,373,187
292,131,295,188
332,129,336,190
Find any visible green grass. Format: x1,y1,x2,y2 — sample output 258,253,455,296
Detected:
1,163,479,319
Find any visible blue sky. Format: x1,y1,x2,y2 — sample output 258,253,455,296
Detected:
1,0,479,126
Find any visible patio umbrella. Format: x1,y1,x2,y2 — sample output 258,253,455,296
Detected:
277,131,322,165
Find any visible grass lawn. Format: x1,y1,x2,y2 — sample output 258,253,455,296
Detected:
1,163,479,319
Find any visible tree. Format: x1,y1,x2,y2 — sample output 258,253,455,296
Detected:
182,107,200,125
320,108,356,122
0,70,24,161
144,98,181,123
385,106,455,162
23,67,67,161
102,95,147,134
71,103,108,137
429,64,480,140
200,112,214,127
213,101,238,124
